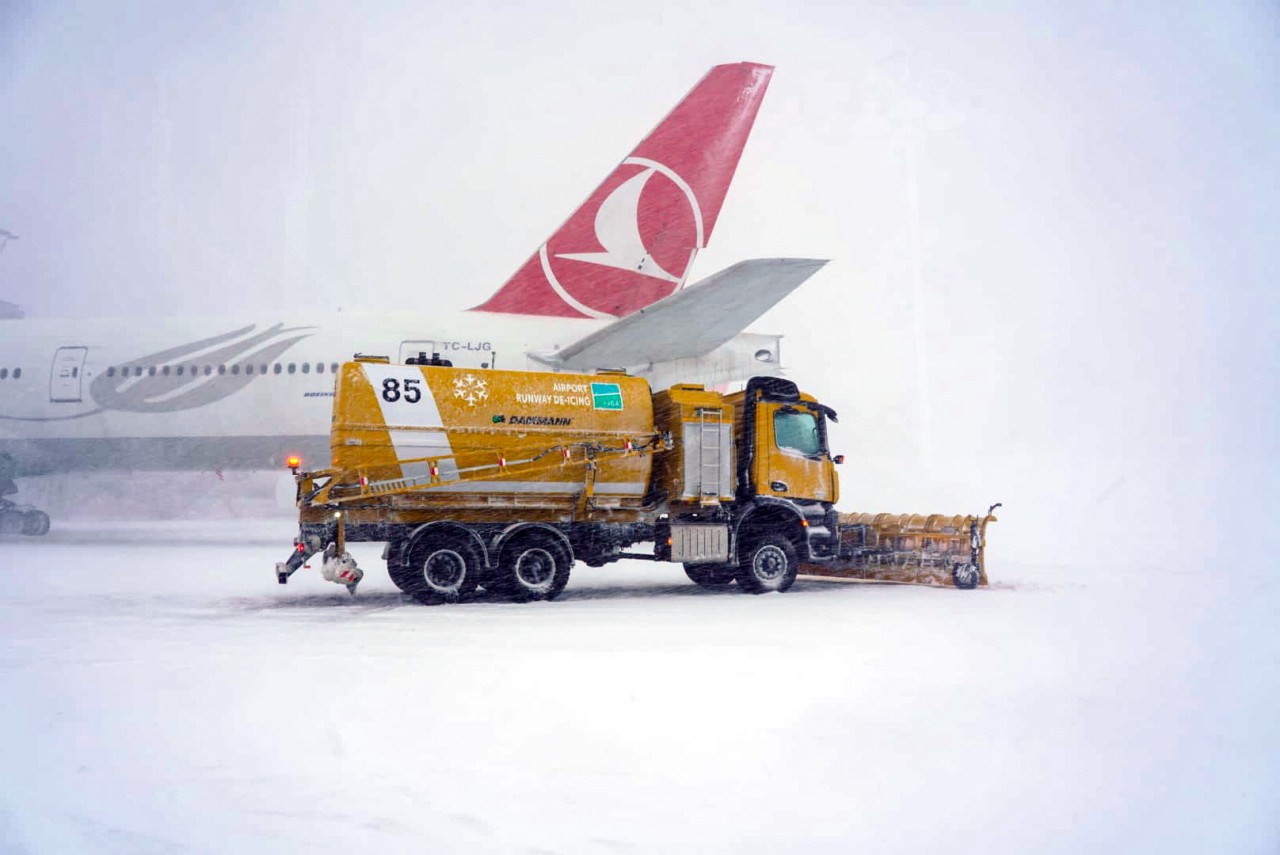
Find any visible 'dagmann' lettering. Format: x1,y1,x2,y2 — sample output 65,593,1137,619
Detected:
509,415,572,426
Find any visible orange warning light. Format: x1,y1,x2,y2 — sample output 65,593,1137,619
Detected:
286,455,301,472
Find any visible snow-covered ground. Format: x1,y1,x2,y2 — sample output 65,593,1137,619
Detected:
1,519,1276,854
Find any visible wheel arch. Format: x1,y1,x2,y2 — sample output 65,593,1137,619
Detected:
734,501,808,561
403,521,490,568
492,522,574,566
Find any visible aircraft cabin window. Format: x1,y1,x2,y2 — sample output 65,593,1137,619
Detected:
176,366,184,377
148,366,156,376
232,365,241,375
301,363,310,374
273,364,282,375
0,369,7,380
330,363,339,374
247,365,255,375
315,362,324,374
162,366,170,376
288,363,296,374
106,367,115,377
218,365,226,375
12,368,19,379
205,365,212,376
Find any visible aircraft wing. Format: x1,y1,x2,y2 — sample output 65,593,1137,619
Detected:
542,258,827,370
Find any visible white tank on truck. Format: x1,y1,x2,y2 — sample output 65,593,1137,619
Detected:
275,355,998,602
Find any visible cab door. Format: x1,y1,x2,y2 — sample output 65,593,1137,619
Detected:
755,402,835,502
49,346,88,403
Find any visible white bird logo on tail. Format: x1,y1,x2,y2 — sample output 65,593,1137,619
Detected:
556,167,680,283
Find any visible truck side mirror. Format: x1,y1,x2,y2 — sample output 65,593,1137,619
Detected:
832,454,844,465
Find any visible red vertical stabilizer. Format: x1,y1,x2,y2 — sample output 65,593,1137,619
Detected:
472,62,774,319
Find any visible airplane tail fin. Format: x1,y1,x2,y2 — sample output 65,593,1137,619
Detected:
472,62,774,320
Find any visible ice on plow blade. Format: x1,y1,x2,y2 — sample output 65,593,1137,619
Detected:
798,505,999,589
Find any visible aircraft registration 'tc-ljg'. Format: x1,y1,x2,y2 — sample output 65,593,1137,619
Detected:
0,62,826,494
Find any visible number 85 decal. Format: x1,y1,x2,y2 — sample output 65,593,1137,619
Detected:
381,377,422,403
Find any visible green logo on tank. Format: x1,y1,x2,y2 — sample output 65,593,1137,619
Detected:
591,382,623,411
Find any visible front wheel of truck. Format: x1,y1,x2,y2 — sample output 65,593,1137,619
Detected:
736,534,798,594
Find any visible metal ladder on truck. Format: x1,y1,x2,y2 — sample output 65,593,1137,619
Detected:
698,408,724,504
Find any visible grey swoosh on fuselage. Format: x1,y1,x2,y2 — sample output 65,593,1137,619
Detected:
86,323,316,413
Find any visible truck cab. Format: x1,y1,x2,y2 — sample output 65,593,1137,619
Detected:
729,377,840,505
720,377,843,575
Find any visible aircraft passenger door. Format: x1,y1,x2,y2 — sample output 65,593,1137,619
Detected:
398,340,437,363
50,346,89,403
398,339,496,369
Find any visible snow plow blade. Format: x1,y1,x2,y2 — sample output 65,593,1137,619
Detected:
799,505,1000,589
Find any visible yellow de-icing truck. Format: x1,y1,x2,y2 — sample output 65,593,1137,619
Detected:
275,355,999,602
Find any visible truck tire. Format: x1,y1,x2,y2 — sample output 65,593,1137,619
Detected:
21,510,50,536
684,562,736,588
396,532,479,605
737,534,798,594
497,532,572,602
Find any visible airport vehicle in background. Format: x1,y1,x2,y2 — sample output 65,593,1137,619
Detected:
275,356,998,600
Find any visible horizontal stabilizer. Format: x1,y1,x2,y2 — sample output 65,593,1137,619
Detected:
545,258,826,370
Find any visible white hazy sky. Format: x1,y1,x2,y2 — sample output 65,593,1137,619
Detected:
2,1,1277,565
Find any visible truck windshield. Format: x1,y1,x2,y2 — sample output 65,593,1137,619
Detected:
774,410,822,457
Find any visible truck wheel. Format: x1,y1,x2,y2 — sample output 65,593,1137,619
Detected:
499,533,572,602
21,510,50,536
684,563,736,588
399,533,479,604
737,534,798,594
952,562,981,590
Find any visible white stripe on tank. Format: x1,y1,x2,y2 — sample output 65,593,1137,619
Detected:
360,363,460,482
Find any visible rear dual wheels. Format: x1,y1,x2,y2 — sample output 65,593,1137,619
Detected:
391,532,480,605
0,508,48,537
494,531,572,602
